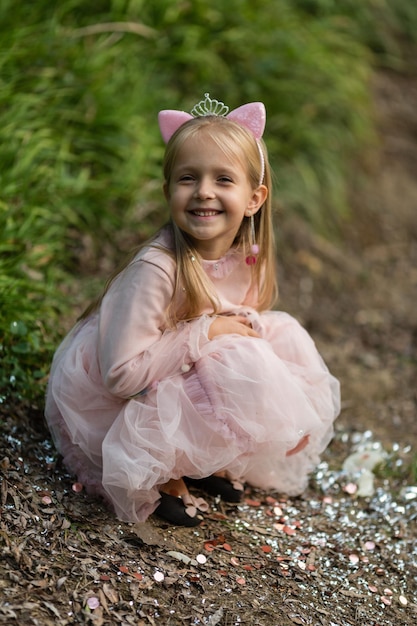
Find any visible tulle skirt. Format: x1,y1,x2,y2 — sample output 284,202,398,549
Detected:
45,311,340,522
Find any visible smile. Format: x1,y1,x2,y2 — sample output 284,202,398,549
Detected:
191,210,221,217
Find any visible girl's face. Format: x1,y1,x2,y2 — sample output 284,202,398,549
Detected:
164,130,267,260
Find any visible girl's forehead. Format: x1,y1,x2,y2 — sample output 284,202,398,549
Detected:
175,130,245,165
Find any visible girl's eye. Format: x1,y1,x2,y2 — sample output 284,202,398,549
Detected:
218,176,233,183
178,174,194,182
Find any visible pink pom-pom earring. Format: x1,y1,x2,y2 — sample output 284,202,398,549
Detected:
245,213,259,265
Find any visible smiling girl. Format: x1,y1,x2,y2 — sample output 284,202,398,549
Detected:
45,95,340,526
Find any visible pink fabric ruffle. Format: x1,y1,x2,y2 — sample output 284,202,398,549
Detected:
46,310,339,523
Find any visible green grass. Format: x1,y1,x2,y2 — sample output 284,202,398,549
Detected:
1,0,416,404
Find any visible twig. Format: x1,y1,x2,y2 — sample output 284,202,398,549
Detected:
68,21,157,39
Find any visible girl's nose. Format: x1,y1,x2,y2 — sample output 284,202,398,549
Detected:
194,178,215,199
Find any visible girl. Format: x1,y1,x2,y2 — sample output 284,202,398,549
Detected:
45,94,340,527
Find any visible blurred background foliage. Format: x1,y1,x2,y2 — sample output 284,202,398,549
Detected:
1,0,416,405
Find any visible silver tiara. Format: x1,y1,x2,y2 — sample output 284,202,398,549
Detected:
190,93,229,117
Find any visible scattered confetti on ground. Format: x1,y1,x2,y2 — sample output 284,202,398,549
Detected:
0,414,416,625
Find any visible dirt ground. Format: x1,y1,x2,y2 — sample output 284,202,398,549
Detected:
1,69,416,625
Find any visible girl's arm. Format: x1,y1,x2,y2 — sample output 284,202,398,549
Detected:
208,315,259,339
98,257,212,398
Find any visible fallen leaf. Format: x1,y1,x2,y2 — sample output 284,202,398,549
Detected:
102,583,119,603
42,601,61,618
207,608,223,625
166,550,192,564
132,522,164,545
98,588,109,614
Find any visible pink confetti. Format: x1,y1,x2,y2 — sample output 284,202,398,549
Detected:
154,571,164,582
265,496,278,505
87,597,100,610
381,596,392,606
344,483,358,494
349,554,360,564
72,482,83,492
41,495,52,505
364,541,375,551
196,554,207,564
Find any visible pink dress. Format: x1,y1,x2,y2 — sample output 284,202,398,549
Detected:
45,230,340,523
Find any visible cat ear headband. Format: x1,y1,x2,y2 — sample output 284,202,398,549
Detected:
159,94,266,265
158,93,266,186
158,93,266,143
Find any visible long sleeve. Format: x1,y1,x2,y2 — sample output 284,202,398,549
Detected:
98,253,212,398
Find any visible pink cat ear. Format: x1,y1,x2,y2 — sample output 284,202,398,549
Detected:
158,110,193,143
227,102,266,140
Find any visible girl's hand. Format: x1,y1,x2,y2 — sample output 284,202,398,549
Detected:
208,315,260,339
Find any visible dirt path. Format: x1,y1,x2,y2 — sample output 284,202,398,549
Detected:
1,70,416,625
305,69,417,448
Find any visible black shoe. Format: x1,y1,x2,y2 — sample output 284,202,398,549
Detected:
184,476,244,503
154,492,202,527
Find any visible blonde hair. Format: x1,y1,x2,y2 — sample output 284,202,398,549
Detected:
80,115,277,324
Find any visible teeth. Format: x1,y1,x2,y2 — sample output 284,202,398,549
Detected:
193,210,218,216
